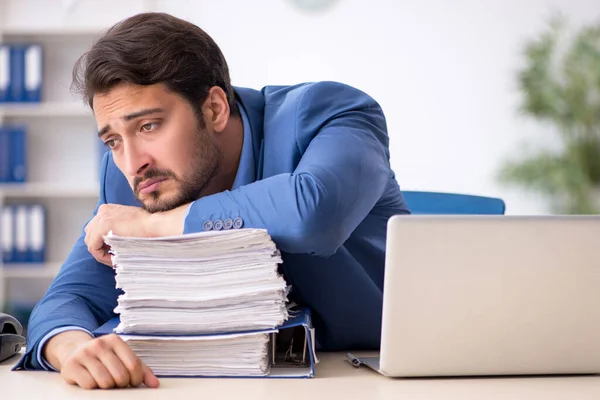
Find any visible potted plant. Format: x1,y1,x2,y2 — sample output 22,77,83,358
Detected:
498,17,600,214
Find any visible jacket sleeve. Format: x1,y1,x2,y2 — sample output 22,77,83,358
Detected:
184,82,391,257
12,152,121,371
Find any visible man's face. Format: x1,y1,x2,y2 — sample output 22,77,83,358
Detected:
94,83,221,213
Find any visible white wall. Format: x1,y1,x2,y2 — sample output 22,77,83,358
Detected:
156,0,600,214
3,0,600,214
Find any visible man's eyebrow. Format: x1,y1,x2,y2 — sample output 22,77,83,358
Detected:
97,108,165,138
123,107,165,121
98,125,111,138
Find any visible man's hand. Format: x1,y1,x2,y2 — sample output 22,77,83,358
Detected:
85,203,189,266
44,330,159,390
84,204,154,266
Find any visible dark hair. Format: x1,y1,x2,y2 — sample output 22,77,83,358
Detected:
72,12,238,120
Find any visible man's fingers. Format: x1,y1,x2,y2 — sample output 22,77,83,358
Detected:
83,217,111,266
88,237,112,266
97,349,131,388
127,359,145,388
106,335,145,387
90,233,105,258
82,357,116,390
62,362,97,390
142,363,160,388
58,335,152,390
101,244,113,266
90,246,110,266
98,251,113,267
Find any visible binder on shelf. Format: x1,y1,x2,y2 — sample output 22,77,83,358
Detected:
9,125,27,183
1,203,47,265
1,205,15,263
94,307,317,378
0,124,27,183
0,126,10,182
24,44,43,103
0,43,43,103
0,44,9,103
13,205,29,263
9,45,25,103
27,204,46,263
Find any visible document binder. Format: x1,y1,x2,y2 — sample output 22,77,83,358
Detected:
9,125,27,183
0,125,27,183
0,43,42,103
24,44,43,102
0,44,9,102
94,307,317,378
0,127,10,182
0,203,46,264
27,204,46,263
13,205,28,263
9,45,25,102
1,206,15,263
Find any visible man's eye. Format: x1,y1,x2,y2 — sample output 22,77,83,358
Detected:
105,139,120,149
141,122,159,132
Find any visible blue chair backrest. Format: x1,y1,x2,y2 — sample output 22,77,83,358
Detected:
403,191,506,215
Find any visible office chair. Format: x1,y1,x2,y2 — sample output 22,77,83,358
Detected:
402,191,506,215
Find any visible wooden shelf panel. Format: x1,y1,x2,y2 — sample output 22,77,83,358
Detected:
0,102,92,118
2,262,61,278
0,183,100,198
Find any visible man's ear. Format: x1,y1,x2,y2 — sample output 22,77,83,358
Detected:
202,86,230,132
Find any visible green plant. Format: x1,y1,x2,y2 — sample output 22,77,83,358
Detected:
498,17,600,214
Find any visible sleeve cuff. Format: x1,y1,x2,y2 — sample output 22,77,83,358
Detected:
37,326,92,371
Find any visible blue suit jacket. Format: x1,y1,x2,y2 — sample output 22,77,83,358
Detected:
14,81,409,370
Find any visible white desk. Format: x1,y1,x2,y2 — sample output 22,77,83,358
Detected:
2,352,600,399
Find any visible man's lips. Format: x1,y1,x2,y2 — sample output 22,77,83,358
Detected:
138,177,168,194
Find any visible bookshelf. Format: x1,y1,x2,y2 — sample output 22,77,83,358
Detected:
0,0,125,317
0,0,161,330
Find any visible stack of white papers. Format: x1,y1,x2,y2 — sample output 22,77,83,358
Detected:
104,229,289,335
121,331,273,376
102,229,289,376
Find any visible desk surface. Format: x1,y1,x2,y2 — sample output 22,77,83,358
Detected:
2,352,600,400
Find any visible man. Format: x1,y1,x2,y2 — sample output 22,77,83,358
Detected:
13,12,409,389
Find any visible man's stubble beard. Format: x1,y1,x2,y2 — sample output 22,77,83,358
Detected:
138,129,222,213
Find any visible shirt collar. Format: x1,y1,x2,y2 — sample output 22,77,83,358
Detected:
231,102,256,190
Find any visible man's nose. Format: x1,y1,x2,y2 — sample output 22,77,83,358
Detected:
123,141,151,177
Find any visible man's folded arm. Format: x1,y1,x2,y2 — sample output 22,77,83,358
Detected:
13,153,120,371
183,83,392,257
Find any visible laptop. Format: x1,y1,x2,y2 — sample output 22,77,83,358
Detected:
352,215,600,377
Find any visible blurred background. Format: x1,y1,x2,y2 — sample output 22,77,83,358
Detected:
0,0,599,333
